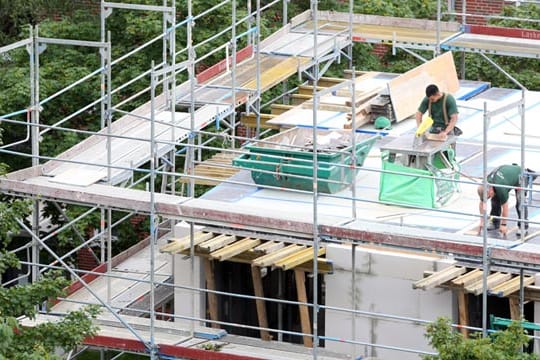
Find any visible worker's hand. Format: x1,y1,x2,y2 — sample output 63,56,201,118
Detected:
477,225,482,235
499,224,508,236
437,132,448,141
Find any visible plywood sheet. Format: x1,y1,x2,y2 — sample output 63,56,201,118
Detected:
388,52,459,122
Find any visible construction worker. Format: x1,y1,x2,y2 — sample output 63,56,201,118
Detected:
477,164,536,236
415,84,460,141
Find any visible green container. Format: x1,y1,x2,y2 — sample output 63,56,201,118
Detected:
233,128,379,193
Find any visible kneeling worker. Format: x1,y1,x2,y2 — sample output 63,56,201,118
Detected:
477,164,535,236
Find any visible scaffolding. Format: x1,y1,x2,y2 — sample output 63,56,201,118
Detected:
1,0,540,359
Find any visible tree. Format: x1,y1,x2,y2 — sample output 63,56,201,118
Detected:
0,133,99,360
423,317,539,360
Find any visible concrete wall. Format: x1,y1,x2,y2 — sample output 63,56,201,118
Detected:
325,244,455,360
173,222,205,327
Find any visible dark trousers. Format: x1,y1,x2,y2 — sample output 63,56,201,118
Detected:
490,190,528,230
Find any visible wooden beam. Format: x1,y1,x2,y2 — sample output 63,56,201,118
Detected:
198,234,236,253
252,244,305,268
452,268,483,287
294,269,313,347
466,272,512,296
240,113,280,130
210,237,261,261
160,231,214,253
489,275,535,298
413,266,466,290
311,77,345,87
295,258,333,274
456,288,469,338
253,241,285,254
523,285,540,302
273,247,326,271
509,297,522,321
298,85,326,95
270,104,295,115
203,259,220,329
291,94,312,105
251,266,271,341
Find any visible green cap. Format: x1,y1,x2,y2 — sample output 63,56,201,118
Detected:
374,116,391,130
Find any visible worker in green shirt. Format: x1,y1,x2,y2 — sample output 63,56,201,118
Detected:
415,84,460,141
477,164,536,236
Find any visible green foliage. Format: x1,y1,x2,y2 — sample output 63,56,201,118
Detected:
0,305,99,360
0,130,98,360
0,0,74,45
423,317,539,360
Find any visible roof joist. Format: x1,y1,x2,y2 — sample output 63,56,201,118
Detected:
160,231,333,274
414,266,538,299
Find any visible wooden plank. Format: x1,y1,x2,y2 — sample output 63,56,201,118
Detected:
343,112,371,129
198,234,236,253
274,247,326,271
210,237,261,261
388,52,459,122
240,113,281,130
270,104,295,115
489,275,535,298
291,94,312,105
523,285,540,302
251,266,271,341
252,244,305,267
295,258,333,274
344,88,380,107
509,296,521,321
413,266,466,290
252,241,285,254
457,288,469,338
294,269,313,347
242,57,309,91
312,77,345,87
203,259,220,329
452,269,483,287
298,85,326,95
160,231,214,253
466,272,512,296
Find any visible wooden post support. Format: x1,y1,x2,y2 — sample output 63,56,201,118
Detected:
509,296,521,321
456,289,469,338
251,266,271,341
294,269,313,347
203,258,220,328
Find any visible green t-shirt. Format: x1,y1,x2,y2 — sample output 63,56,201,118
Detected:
418,93,459,130
487,164,522,204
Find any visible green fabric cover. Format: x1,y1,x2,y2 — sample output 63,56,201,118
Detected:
379,160,435,208
379,150,460,208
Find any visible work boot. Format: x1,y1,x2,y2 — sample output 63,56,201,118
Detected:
516,228,529,237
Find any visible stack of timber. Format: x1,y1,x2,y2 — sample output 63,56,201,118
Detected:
240,112,280,130
180,152,239,186
369,94,395,123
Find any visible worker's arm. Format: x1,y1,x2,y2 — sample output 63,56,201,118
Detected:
436,113,458,141
415,111,423,127
477,200,488,234
499,201,509,235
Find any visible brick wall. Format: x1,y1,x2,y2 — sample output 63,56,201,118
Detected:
77,247,99,271
454,0,504,25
